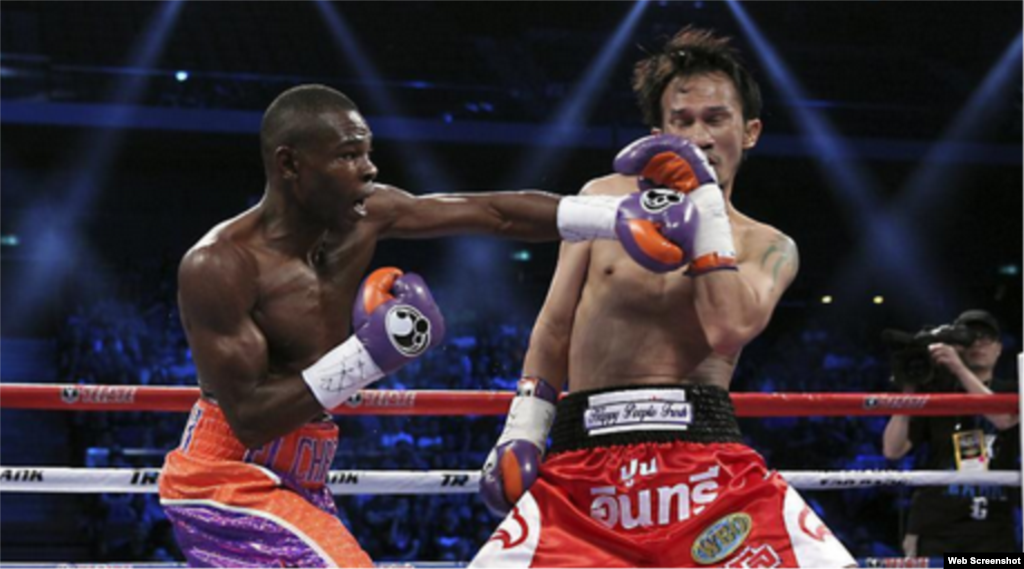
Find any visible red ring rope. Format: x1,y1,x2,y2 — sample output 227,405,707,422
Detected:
0,384,1017,416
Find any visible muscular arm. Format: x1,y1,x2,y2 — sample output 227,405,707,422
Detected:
371,185,561,242
694,231,799,356
178,243,324,448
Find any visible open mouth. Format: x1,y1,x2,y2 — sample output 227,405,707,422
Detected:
353,197,368,217
352,185,376,218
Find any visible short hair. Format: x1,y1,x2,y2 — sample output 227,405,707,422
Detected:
632,26,762,128
259,84,359,166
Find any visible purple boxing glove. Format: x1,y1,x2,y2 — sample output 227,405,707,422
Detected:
615,189,699,273
354,268,445,375
300,267,444,411
613,134,718,193
614,134,738,275
481,377,559,516
480,440,542,516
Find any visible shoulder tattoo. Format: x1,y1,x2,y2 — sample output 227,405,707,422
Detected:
759,234,799,293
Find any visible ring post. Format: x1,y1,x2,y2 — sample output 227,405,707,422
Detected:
1018,352,1023,547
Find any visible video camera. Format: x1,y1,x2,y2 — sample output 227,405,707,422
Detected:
881,324,977,390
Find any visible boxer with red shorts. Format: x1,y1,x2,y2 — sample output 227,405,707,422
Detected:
161,84,690,567
474,27,856,567
474,384,854,567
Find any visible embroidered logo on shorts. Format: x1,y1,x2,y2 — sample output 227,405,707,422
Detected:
692,512,753,565
725,544,781,568
798,505,833,542
488,505,529,549
583,389,692,435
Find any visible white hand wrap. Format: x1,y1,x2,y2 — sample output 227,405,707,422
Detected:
301,335,384,410
688,184,736,259
557,195,625,242
495,395,557,452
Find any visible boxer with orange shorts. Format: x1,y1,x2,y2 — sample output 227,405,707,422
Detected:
160,84,689,567
160,400,362,567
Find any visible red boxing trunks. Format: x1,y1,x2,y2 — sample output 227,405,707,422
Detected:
471,385,855,568
159,398,372,568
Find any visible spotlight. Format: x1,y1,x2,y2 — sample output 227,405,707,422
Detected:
175,70,189,82
998,264,1020,276
820,295,833,305
511,250,532,262
1,234,20,247
872,296,885,305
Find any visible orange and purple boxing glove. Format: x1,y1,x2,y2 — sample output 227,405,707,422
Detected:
614,134,738,275
614,189,699,273
480,376,558,516
301,267,445,411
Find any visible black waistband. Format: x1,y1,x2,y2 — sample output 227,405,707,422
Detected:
548,384,743,455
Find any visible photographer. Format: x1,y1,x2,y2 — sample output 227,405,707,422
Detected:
882,310,1020,556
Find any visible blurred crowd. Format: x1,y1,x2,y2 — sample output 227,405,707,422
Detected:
49,267,1016,562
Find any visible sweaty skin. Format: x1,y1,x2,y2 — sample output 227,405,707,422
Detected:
179,108,563,448
525,72,799,392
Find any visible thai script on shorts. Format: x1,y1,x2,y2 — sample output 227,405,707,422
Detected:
589,462,720,530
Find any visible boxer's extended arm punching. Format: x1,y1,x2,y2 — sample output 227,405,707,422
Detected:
371,185,694,271
180,243,442,448
480,228,593,516
615,135,799,355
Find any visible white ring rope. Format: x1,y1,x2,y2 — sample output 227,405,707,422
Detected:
0,466,1018,494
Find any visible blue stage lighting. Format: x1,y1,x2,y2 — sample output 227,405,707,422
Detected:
7,1,184,328
727,0,944,317
508,1,648,187
511,250,532,262
897,30,1022,211
314,0,451,191
175,70,189,82
998,265,1020,277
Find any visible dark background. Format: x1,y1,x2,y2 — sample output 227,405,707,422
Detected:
2,1,1021,334
1,1,1021,563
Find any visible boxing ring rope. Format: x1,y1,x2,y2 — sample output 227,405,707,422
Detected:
1,381,1020,569
0,466,1019,494
1,383,1019,416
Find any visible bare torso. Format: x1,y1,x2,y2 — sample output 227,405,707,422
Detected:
185,203,380,398
178,180,564,445
569,175,771,392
